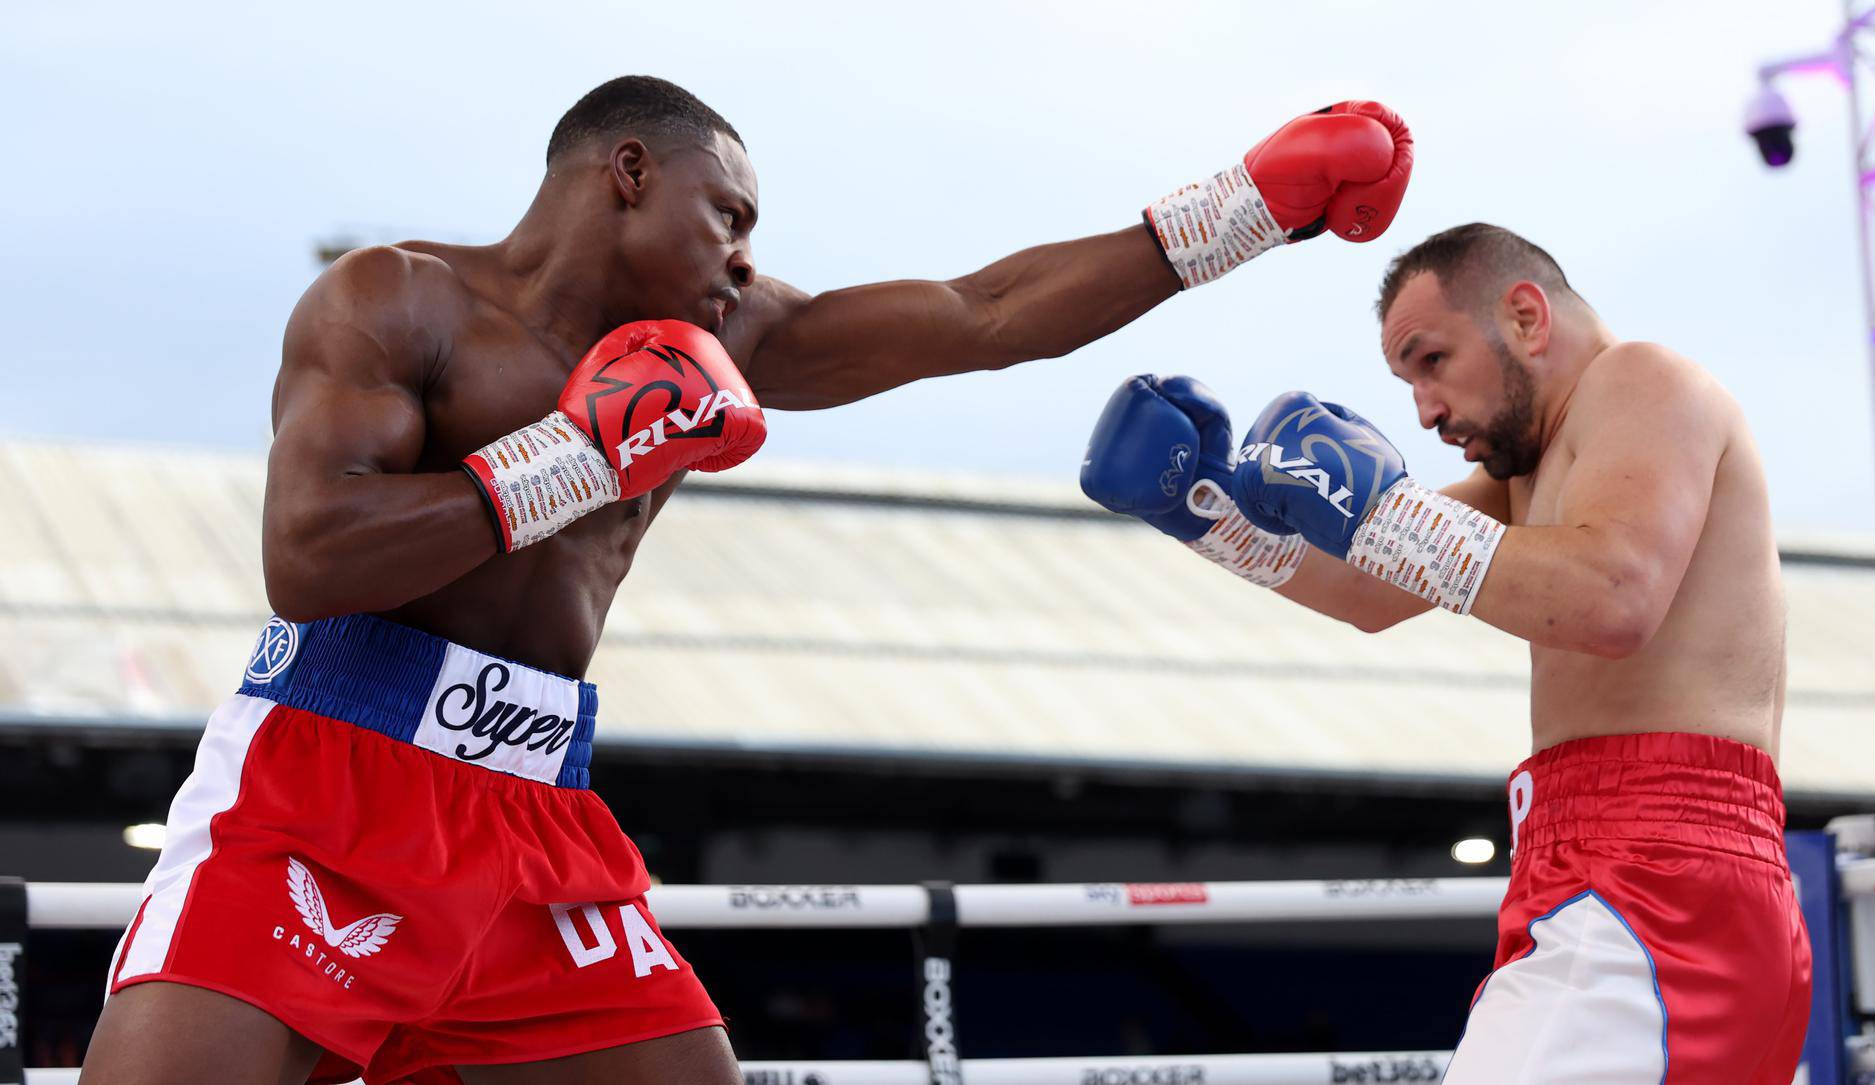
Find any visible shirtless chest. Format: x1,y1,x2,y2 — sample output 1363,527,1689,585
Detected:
374,272,686,675
1506,404,1784,753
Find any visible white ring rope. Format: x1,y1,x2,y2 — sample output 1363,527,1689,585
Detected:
25,1052,1456,1085
12,877,1492,1084
25,877,1510,931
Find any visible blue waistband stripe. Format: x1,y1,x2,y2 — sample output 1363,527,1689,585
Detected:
237,613,597,789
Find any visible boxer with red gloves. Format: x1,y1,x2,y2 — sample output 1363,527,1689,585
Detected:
1084,223,1807,1085
87,75,1414,1085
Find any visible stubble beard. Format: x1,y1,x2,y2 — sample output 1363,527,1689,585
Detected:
1478,333,1543,481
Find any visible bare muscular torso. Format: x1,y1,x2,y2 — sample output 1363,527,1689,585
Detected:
1509,346,1787,755
293,241,788,677
268,223,1176,679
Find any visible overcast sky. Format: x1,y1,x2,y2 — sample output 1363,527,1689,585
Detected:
4,0,1870,534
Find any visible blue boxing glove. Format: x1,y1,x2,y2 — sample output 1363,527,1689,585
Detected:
1230,390,1507,614
1229,392,1407,558
1080,374,1237,541
1083,375,1311,587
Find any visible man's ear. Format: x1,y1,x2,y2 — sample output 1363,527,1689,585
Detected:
1502,280,1553,357
609,139,652,208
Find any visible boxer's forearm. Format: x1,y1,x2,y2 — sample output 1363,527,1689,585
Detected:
1272,546,1437,632
950,224,1182,361
746,226,1179,411
263,469,498,621
1466,525,1670,658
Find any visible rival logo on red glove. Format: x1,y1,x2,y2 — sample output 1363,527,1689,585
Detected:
598,346,759,467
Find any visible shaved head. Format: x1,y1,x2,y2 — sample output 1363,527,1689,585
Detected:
547,75,743,165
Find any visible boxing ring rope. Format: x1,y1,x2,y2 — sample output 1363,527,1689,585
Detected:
11,840,1872,1084
22,1053,1459,1085
21,876,1511,931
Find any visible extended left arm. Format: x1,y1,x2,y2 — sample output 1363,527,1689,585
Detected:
735,101,1412,411
738,227,1176,410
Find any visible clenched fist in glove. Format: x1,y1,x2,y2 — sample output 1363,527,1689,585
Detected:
1145,101,1413,288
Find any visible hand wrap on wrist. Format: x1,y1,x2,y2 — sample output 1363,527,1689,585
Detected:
1184,478,1307,588
1144,162,1287,289
1347,478,1505,614
463,411,620,552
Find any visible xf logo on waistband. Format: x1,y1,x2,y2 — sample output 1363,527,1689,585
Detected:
244,617,301,684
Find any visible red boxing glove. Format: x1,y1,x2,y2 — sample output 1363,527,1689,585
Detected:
463,320,766,552
558,320,766,490
1145,100,1414,289
1245,100,1413,242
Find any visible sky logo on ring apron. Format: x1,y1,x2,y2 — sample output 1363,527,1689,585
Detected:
244,617,305,686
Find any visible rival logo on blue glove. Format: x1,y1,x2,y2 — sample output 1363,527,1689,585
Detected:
1230,392,1407,559
1238,439,1360,518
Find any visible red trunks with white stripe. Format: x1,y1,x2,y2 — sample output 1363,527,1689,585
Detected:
1444,732,1810,1085
108,614,722,1084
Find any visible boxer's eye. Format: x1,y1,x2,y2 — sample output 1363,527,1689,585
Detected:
1423,352,1443,368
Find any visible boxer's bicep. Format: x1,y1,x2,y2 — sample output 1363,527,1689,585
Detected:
737,274,982,411
1551,348,1726,629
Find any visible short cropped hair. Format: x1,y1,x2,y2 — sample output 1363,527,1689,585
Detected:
546,75,743,165
1376,223,1582,320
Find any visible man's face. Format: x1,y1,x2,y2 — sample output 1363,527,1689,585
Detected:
1380,271,1541,480
621,130,758,335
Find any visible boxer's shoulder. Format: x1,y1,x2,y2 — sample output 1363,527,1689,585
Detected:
1562,341,1736,449
718,273,810,372
1575,341,1721,405
312,243,470,315
286,244,469,384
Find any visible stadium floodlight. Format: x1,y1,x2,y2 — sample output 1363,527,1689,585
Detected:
1450,837,1496,866
122,823,167,850
1748,3,1875,479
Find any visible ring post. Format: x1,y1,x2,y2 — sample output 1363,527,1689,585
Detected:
915,882,962,1085
1794,828,1852,1084
0,877,25,1085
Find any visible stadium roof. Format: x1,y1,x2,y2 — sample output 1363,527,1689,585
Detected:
3,439,1872,797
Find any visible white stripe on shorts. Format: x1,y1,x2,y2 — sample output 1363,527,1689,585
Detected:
109,694,275,989
1442,890,1666,1084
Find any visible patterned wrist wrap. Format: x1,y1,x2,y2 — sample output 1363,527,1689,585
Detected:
1144,162,1286,289
463,411,620,552
1182,482,1307,588
1347,477,1505,615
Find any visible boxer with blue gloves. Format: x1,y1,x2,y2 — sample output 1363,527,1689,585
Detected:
1083,222,1807,1085
1082,381,1503,614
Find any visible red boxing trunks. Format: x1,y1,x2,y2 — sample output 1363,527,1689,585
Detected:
107,614,723,1084
1444,732,1811,1084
